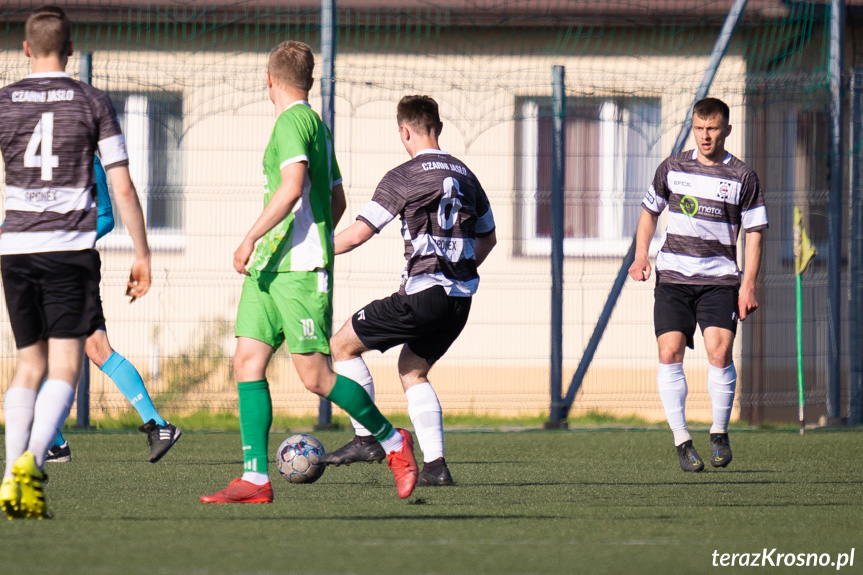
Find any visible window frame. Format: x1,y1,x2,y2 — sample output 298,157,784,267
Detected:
98,91,185,252
518,97,663,258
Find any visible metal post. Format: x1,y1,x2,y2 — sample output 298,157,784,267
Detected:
316,0,336,430
826,0,845,422
76,52,94,429
546,66,567,428
848,68,863,425
558,0,750,418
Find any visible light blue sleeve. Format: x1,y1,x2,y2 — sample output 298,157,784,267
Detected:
94,156,115,240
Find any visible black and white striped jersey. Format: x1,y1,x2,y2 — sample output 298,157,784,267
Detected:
642,149,767,286
357,149,495,297
0,72,128,255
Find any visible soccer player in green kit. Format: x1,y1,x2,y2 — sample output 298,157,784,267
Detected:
200,41,417,503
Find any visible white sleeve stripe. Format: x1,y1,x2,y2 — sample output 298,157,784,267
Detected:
332,177,343,187
358,200,395,231
280,155,309,170
98,134,128,167
742,205,768,229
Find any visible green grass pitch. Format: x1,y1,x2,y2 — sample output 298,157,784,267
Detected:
1,428,861,574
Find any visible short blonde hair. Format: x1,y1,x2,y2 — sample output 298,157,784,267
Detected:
25,5,72,58
268,41,314,91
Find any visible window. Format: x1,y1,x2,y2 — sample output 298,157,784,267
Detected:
518,97,662,256
100,92,184,250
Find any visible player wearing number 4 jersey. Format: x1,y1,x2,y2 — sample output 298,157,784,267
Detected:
0,5,151,519
325,95,497,486
629,97,767,472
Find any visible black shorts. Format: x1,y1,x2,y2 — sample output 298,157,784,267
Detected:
654,283,738,349
1,250,105,348
352,285,472,365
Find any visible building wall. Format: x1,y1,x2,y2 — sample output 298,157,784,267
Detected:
0,27,752,422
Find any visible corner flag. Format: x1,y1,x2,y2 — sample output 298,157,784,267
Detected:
794,206,818,275
793,206,817,435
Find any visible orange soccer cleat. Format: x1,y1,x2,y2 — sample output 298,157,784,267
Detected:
386,428,419,499
200,478,273,504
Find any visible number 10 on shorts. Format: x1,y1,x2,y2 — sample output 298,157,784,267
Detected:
300,318,315,339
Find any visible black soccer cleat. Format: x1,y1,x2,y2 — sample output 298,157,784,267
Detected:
709,433,733,468
139,420,182,463
45,441,71,463
319,435,385,466
676,440,704,472
417,457,454,487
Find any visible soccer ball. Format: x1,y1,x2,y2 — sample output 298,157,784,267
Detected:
276,433,326,484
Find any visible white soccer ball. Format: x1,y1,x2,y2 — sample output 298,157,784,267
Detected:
276,433,326,484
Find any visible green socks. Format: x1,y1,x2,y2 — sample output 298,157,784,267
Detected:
326,375,393,441
238,380,272,474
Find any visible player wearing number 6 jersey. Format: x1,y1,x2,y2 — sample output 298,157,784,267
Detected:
0,5,151,519
325,95,497,486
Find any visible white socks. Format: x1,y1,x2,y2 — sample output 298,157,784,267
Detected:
29,380,75,467
406,382,444,463
334,358,375,437
659,361,738,443
657,363,691,446
708,362,737,434
3,387,37,478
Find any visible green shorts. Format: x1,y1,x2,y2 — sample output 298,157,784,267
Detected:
235,268,333,354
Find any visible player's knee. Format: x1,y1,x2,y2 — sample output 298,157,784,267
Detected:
17,361,48,385
233,353,263,381
299,372,335,398
84,340,112,367
708,350,733,369
658,348,683,364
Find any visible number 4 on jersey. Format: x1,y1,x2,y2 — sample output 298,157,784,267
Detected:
24,113,59,181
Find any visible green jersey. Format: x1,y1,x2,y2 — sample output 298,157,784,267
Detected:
250,101,342,273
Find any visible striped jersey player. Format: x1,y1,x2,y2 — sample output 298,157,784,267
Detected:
323,95,497,486
629,97,767,474
0,5,151,521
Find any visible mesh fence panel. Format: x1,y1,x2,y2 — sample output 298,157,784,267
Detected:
0,1,850,424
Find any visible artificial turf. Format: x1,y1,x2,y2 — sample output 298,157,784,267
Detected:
1,428,860,574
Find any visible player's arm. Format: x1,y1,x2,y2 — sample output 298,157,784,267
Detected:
94,157,115,240
475,229,497,266
105,164,151,302
628,208,659,281
331,183,346,228
334,219,375,255
738,230,763,321
234,161,306,275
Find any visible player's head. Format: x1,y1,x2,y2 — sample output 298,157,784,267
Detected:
693,97,730,126
396,95,442,137
268,41,314,92
25,5,72,59
692,97,732,162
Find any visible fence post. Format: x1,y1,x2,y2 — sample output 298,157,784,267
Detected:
316,0,336,430
849,68,863,426
826,0,845,423
76,52,94,430
545,65,567,429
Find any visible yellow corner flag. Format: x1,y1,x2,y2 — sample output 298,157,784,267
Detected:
794,206,817,275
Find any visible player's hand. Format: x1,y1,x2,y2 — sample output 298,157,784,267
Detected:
126,256,151,303
233,239,254,276
738,284,758,321
628,255,652,281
